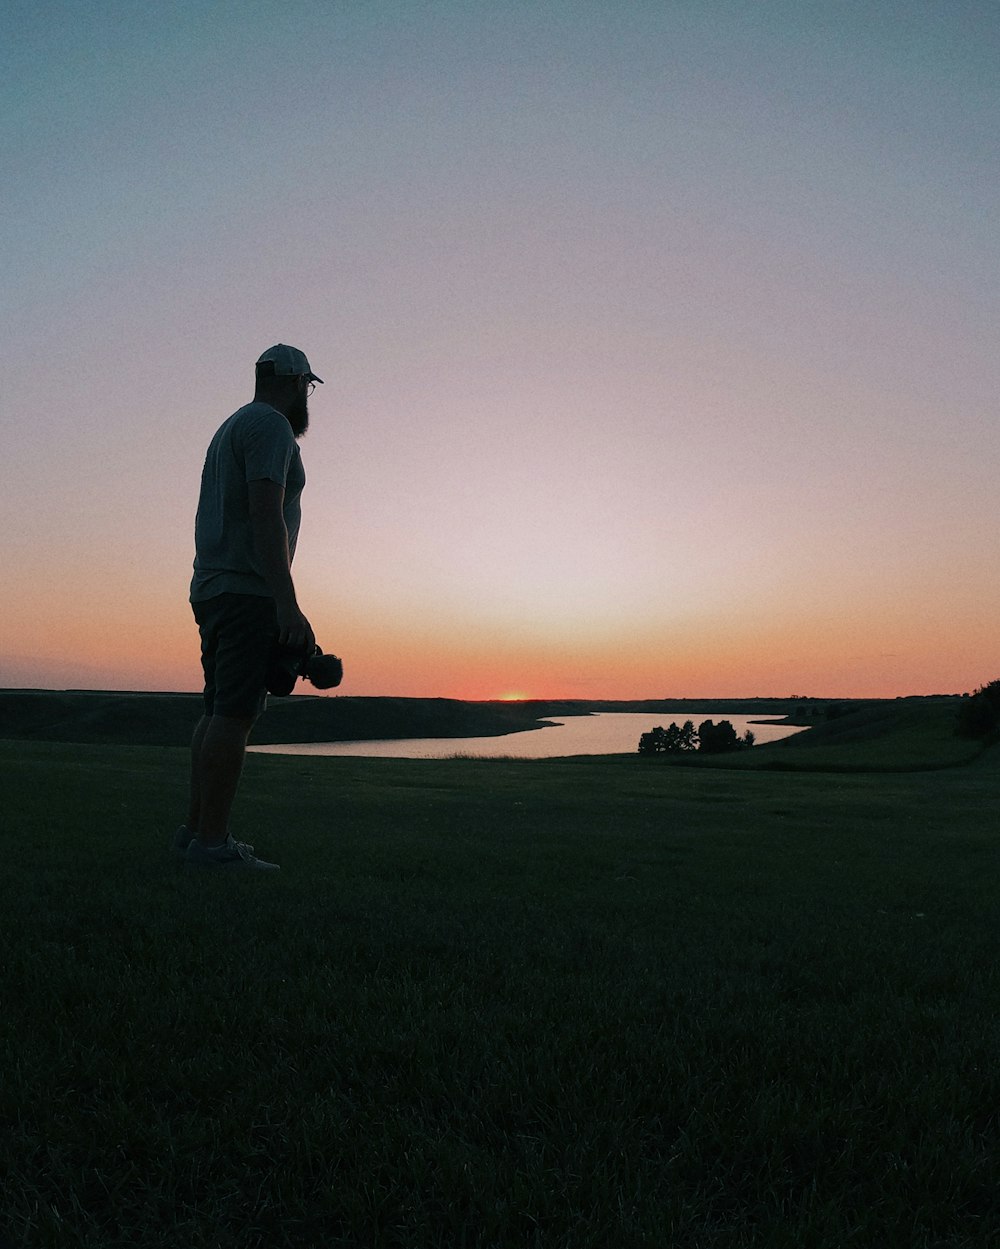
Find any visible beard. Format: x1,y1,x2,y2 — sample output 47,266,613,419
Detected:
288,392,309,439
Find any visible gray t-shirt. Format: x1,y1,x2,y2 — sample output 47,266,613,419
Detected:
190,402,306,602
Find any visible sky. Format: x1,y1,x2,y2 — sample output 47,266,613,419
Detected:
2,0,997,700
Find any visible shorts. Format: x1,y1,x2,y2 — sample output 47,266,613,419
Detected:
192,592,279,719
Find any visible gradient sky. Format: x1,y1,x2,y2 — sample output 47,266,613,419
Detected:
2,0,997,699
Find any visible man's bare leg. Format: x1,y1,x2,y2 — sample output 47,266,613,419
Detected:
192,714,256,847
186,714,211,835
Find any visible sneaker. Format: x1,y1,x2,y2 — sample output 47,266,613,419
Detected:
185,834,279,871
173,825,255,857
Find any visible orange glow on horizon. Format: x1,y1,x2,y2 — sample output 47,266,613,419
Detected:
2,559,995,701
4,7,998,710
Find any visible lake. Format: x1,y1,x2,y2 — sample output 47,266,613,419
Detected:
249,711,810,760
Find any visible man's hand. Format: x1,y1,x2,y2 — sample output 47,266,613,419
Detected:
276,603,315,654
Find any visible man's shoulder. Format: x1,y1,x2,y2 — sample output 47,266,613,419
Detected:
229,401,287,428
224,403,293,445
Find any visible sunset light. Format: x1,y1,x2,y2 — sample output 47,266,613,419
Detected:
2,4,997,700
6,13,999,1245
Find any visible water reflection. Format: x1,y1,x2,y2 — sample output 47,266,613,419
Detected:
250,711,809,760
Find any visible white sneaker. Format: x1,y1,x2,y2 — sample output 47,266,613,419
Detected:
174,825,256,857
185,834,279,871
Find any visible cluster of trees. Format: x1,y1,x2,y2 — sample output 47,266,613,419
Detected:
637,719,756,756
955,680,1000,742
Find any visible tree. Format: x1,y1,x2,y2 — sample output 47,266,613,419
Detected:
697,719,755,754
956,680,1000,741
639,718,753,756
697,719,738,753
637,720,697,754
637,726,667,754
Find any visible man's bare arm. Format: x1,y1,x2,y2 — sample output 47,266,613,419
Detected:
247,479,315,652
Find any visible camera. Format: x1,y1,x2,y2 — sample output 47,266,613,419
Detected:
266,644,343,696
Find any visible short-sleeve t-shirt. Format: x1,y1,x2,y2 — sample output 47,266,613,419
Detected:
190,402,306,602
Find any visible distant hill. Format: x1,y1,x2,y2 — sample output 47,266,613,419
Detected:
0,690,824,748
670,698,986,772
0,690,555,748
0,689,967,759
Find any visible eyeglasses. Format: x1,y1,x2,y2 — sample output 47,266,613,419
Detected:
299,377,316,396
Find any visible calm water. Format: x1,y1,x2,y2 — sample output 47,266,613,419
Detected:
250,712,809,760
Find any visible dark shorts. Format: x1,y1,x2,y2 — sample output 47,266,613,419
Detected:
192,593,278,719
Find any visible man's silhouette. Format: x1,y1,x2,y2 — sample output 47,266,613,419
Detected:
179,344,323,870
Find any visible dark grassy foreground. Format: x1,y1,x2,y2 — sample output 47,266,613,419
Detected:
692,700,985,773
1,737,999,1248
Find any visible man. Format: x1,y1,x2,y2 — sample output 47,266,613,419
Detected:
178,344,323,870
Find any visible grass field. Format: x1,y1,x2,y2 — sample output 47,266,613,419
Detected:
692,700,986,773
2,719,999,1247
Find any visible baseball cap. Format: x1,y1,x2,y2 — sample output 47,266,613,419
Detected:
256,344,324,384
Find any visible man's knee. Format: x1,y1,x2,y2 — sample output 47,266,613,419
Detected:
209,713,257,739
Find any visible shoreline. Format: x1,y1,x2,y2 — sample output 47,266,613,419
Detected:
0,688,957,749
